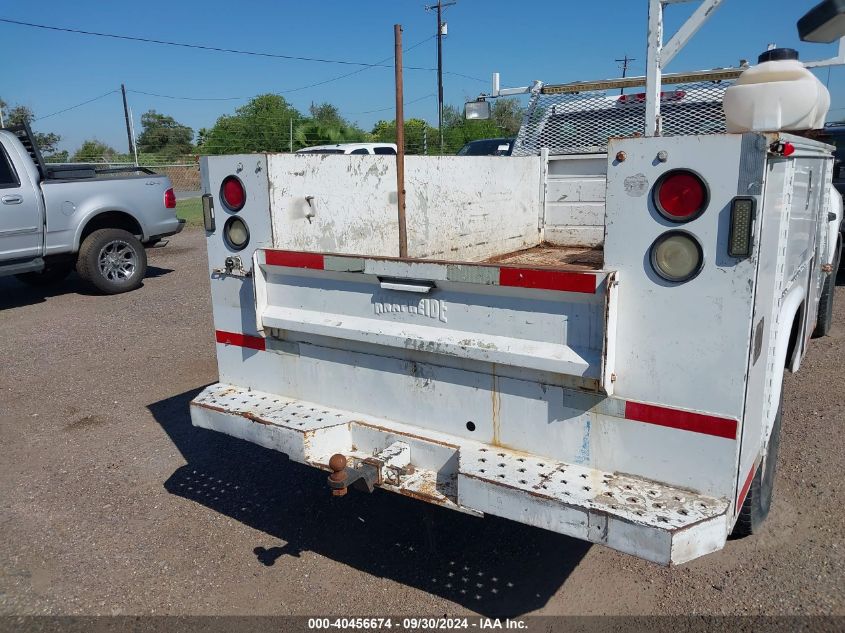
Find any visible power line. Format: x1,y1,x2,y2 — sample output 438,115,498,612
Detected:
34,90,118,121
127,36,439,104
353,93,436,115
278,35,438,95
0,17,484,82
0,17,394,67
127,89,244,102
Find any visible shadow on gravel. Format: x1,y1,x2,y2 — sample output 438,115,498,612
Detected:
145,265,175,279
0,267,174,310
150,388,590,618
0,272,95,309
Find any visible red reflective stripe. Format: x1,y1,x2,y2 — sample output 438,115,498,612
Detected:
624,401,737,439
737,462,757,509
264,250,325,269
498,267,597,294
215,330,266,351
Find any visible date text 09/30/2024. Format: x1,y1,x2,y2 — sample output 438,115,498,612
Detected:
307,618,527,630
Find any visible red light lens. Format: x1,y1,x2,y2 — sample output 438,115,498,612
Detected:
164,188,176,209
782,142,795,157
221,176,246,211
655,171,707,221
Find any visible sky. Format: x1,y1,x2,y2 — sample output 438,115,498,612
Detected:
1,0,843,154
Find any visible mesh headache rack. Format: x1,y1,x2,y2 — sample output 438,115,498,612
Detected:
512,68,744,156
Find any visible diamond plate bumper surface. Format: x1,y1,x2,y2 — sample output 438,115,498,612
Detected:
190,382,730,565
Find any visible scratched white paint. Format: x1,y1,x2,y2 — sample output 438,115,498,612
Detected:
197,130,839,562
265,154,542,260
605,134,760,418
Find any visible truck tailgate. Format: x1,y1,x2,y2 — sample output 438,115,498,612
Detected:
254,249,617,391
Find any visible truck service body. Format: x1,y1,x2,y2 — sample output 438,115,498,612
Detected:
190,3,843,565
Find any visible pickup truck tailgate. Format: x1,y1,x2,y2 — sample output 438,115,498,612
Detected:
254,250,617,390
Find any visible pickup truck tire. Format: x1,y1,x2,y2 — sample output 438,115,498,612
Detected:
732,397,782,538
15,261,74,287
77,228,147,294
813,238,840,338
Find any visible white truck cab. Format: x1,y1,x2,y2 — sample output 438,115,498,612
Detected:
188,1,844,565
296,143,398,155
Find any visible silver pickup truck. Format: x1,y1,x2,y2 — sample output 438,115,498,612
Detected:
0,124,184,294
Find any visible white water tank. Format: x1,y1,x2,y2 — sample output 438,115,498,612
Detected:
723,48,830,133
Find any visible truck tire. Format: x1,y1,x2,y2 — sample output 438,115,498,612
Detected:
813,239,840,338
77,228,147,294
14,261,74,286
732,399,782,538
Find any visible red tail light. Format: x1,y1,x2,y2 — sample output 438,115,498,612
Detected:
653,170,708,222
617,90,686,104
221,176,246,211
164,188,176,209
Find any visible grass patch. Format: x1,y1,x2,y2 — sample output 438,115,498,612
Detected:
175,197,203,227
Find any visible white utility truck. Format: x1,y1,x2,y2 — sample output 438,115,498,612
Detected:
190,1,844,564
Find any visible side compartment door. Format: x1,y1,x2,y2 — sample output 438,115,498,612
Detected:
0,144,42,262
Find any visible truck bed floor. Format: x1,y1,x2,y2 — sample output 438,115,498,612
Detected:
484,243,604,270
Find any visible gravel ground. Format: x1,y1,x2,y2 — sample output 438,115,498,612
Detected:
0,227,842,617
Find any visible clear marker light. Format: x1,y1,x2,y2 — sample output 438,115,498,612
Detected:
224,217,249,251
651,232,703,282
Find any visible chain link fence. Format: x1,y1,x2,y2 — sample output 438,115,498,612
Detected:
42,156,201,194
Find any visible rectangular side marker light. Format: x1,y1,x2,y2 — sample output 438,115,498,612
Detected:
202,193,216,233
728,197,755,258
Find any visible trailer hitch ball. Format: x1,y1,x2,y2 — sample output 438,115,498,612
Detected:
327,453,381,496
328,453,348,497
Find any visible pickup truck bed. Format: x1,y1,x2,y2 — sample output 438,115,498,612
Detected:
1,125,182,294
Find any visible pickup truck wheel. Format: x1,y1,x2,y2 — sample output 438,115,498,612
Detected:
813,238,840,338
14,261,74,286
77,228,147,294
732,398,782,538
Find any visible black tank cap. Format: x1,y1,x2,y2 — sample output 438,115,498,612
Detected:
757,48,799,63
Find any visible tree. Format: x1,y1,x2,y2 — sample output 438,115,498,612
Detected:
199,94,304,154
492,98,523,136
72,140,118,162
440,104,501,153
309,102,345,127
371,118,437,154
294,102,367,148
0,99,63,159
137,110,194,158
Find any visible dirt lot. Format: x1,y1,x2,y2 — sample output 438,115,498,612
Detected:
0,227,843,617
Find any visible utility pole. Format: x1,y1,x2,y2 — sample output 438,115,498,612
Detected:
615,55,636,95
120,84,135,156
394,24,407,258
128,105,139,166
425,0,456,153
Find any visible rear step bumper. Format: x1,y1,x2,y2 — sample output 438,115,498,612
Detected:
190,382,730,565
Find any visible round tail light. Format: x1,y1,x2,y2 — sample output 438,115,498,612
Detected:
653,169,708,222
220,176,246,211
650,231,703,282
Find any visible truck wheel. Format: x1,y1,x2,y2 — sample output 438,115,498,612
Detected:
813,239,840,338
77,228,147,294
14,262,74,286
732,399,782,538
